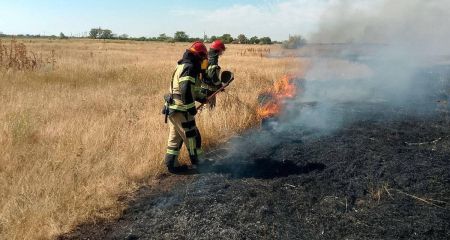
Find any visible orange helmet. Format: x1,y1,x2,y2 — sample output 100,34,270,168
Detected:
189,41,208,59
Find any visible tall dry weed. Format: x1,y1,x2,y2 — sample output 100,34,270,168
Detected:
0,39,55,71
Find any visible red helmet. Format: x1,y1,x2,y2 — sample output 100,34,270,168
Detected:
211,40,226,52
189,41,208,59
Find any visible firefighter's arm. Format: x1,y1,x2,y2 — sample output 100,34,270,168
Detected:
179,81,197,116
179,81,197,115
179,68,198,115
206,65,222,87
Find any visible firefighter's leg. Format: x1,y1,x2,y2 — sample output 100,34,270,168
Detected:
165,113,184,172
195,128,203,157
181,114,202,165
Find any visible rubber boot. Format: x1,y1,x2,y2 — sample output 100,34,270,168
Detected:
165,154,177,174
165,154,189,174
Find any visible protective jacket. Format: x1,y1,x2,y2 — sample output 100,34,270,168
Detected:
202,49,222,93
169,50,207,115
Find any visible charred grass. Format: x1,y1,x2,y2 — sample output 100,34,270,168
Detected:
62,98,450,240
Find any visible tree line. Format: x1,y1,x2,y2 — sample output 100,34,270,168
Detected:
88,28,276,45
0,29,307,48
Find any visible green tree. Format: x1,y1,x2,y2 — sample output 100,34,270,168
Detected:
174,31,189,42
188,37,202,42
249,36,260,44
220,34,234,44
259,37,272,45
59,32,68,39
89,28,101,39
99,29,113,39
210,35,218,42
157,33,169,41
237,34,248,44
118,34,129,40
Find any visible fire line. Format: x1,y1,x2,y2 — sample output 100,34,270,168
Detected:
257,75,300,119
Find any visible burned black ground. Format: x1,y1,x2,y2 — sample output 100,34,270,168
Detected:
61,67,450,240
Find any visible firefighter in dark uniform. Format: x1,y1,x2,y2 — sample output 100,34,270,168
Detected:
201,40,226,109
164,42,208,173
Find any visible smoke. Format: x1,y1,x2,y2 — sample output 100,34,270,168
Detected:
298,0,450,122
311,0,450,54
199,0,450,178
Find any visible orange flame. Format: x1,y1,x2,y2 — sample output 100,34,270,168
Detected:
257,75,298,119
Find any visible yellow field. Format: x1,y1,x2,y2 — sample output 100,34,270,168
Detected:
0,39,305,239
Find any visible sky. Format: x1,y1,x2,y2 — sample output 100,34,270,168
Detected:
0,0,339,40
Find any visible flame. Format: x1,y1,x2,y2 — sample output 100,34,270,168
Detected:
257,75,298,119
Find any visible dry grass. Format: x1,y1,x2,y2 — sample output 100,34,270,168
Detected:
368,183,391,203
0,39,306,239
0,39,56,71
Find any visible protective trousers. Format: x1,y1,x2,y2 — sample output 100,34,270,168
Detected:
165,111,202,170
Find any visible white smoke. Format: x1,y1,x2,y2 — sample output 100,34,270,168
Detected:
311,0,450,55
204,0,450,174
275,0,450,133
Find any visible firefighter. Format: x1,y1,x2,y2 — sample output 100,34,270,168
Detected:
201,39,226,109
164,41,208,173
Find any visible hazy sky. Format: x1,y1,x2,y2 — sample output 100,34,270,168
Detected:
0,0,340,40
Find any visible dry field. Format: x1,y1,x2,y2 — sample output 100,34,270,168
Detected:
0,39,305,239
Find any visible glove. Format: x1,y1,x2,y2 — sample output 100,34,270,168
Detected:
187,106,197,116
198,97,208,104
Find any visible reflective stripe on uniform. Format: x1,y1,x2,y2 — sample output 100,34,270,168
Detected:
179,76,196,83
166,149,180,155
188,138,196,155
184,102,196,109
196,148,203,156
201,84,218,91
169,105,187,111
207,65,219,71
169,102,195,111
